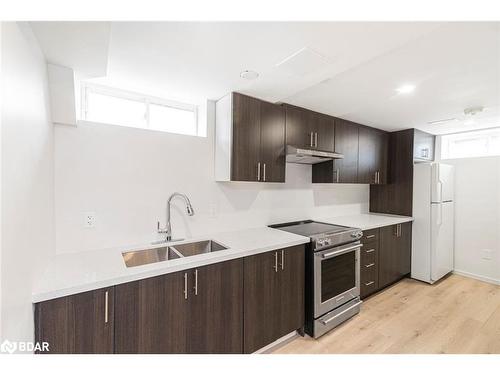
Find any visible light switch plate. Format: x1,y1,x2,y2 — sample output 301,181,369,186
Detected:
84,212,96,228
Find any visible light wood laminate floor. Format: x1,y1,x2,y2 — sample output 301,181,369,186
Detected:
274,274,500,354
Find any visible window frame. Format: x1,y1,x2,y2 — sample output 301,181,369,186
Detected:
80,83,199,136
440,127,500,160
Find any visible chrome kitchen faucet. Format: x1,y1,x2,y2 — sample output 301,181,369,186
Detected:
156,192,195,243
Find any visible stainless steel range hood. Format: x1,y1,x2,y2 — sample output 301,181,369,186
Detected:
286,145,344,164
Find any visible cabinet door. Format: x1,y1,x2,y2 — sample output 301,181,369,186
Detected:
231,93,261,181
333,119,359,183
309,111,335,151
114,271,189,353
188,259,243,354
285,105,312,148
243,250,281,353
243,246,305,353
35,287,114,354
379,223,412,289
275,245,305,339
358,126,388,184
260,101,286,182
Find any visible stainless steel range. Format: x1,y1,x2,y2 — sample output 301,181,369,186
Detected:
269,220,363,338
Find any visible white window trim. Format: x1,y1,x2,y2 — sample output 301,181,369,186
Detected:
80,83,199,135
440,126,500,160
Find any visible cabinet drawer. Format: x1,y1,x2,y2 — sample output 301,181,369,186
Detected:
361,245,378,266
360,264,379,299
361,228,379,244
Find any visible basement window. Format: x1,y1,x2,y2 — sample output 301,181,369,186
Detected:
81,84,199,136
441,127,500,159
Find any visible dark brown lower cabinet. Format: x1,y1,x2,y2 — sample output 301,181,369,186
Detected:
114,259,243,354
114,271,189,353
34,245,307,354
379,222,412,289
34,287,114,354
243,245,305,354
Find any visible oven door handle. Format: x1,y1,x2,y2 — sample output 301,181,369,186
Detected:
319,244,363,259
320,301,363,325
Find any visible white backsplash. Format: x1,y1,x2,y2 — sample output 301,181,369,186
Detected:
54,104,369,253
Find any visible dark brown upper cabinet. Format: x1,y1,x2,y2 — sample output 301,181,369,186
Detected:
312,118,359,183
284,104,311,149
334,119,360,183
115,259,243,354
215,92,285,183
284,104,335,151
243,245,305,354
358,125,389,184
370,128,427,216
309,111,335,151
413,128,435,161
260,100,286,182
34,287,114,354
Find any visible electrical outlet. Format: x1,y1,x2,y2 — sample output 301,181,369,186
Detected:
481,249,493,260
84,212,96,228
209,203,218,218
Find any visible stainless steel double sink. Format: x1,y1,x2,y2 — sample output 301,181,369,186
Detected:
122,240,228,268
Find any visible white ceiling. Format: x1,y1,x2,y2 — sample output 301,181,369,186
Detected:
30,22,111,78
30,21,500,134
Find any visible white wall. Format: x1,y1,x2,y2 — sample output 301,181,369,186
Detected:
54,107,369,254
1,22,55,343
445,156,500,284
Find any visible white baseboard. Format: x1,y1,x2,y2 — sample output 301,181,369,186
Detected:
453,269,500,285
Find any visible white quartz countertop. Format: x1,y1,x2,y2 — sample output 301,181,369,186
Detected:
32,227,309,303
317,213,413,230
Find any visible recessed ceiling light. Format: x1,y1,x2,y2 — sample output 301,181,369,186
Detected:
240,70,259,80
395,84,416,94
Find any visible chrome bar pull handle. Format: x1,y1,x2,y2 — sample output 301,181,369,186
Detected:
310,132,314,147
365,263,375,268
273,252,278,272
321,244,363,259
104,291,109,324
320,301,362,325
193,269,198,296
263,163,266,182
366,248,375,253
280,250,284,270
183,272,188,300
365,281,375,286
365,234,375,239
314,132,318,148
257,162,261,181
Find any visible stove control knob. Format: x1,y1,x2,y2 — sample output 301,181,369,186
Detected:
317,239,325,247
324,238,332,246
351,231,363,239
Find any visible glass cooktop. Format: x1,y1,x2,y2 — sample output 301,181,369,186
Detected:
269,220,350,237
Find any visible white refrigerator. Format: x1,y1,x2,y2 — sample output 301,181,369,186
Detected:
412,162,455,284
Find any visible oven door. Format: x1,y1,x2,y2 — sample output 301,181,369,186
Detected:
313,241,361,318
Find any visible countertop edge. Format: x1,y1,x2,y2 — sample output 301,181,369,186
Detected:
32,236,310,303
318,214,414,231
